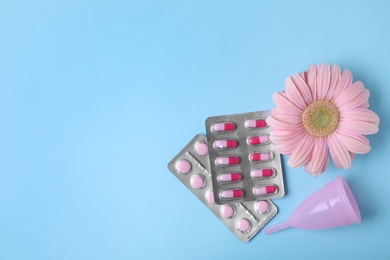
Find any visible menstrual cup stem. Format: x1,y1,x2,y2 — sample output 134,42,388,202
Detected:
263,220,291,235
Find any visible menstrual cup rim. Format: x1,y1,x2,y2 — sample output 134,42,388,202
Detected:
335,176,361,224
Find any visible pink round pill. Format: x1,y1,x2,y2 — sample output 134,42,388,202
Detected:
256,200,270,214
220,205,235,219
205,189,215,204
195,142,208,156
236,218,251,234
191,174,205,189
175,159,191,174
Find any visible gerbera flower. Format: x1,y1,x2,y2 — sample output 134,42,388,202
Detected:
266,63,380,176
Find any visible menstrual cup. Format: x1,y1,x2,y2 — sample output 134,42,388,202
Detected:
264,176,361,235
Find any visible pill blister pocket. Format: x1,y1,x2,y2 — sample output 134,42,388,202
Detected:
167,134,278,242
205,110,285,205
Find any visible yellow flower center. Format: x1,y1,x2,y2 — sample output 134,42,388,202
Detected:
301,100,340,138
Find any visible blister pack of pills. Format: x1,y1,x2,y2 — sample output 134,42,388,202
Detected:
167,134,278,242
205,110,285,205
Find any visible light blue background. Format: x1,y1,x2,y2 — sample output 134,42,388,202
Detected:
0,1,389,259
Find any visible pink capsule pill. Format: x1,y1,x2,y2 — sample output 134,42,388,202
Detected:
247,135,270,146
217,172,242,183
195,142,208,156
245,119,267,129
211,122,235,133
220,189,244,199
213,139,237,150
236,218,251,233
220,205,235,219
249,152,272,162
190,174,205,189
205,189,215,204
251,169,275,178
254,185,278,196
216,156,240,166
175,159,191,174
256,200,270,214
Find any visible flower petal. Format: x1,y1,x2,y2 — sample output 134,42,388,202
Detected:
336,129,371,154
269,130,293,144
328,134,352,169
266,115,295,130
332,69,352,101
341,108,380,125
307,65,318,101
319,150,329,174
338,89,370,110
304,138,328,175
271,108,301,125
349,151,356,161
325,64,341,100
335,81,364,107
308,64,319,71
287,134,315,168
357,96,370,109
273,131,306,155
285,77,307,109
272,91,302,115
269,129,295,137
339,118,379,135
291,74,313,105
269,128,303,143
299,71,306,82
316,63,330,100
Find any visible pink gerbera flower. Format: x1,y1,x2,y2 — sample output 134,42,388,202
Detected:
266,63,380,176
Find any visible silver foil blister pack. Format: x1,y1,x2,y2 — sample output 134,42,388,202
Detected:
167,134,277,242
205,110,285,205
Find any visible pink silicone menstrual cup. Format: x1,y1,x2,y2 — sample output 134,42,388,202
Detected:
264,176,361,235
